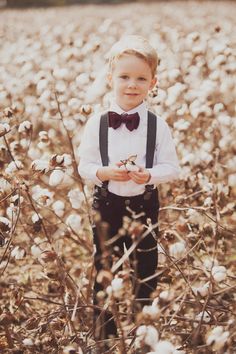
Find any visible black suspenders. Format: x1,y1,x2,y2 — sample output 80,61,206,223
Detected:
99,111,157,198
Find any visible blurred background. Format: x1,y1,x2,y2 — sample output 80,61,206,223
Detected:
1,0,227,7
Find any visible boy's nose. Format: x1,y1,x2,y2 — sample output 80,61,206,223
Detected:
127,80,137,88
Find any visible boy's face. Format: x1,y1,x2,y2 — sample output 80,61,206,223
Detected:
108,54,157,112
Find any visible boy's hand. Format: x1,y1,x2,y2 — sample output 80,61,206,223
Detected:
96,166,131,182
128,168,151,184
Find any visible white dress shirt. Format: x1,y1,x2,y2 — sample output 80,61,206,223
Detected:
78,101,180,197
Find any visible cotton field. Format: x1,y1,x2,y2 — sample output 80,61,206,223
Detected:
0,2,235,353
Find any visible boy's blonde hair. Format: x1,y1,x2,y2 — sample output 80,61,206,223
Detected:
108,35,158,77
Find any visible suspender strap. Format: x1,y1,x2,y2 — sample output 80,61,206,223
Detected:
144,111,156,197
99,113,109,166
99,113,109,193
146,111,157,169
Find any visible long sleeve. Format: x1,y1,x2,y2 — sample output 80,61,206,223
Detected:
78,114,102,185
147,118,180,185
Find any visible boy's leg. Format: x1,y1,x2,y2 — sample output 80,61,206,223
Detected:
92,194,125,342
129,189,159,305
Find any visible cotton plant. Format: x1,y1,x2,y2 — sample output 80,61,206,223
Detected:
66,214,82,233
0,122,10,136
142,300,161,320
31,185,54,207
5,160,24,175
192,281,210,297
206,326,229,351
49,169,65,187
31,159,50,173
52,200,65,217
211,265,227,282
68,188,85,209
169,241,186,259
194,311,211,326
135,325,159,350
135,325,180,354
106,277,124,299
18,120,32,133
0,4,235,354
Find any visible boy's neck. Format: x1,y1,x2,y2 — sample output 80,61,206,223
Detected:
112,100,146,113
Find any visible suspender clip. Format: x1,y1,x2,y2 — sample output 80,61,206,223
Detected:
100,182,109,198
144,184,154,200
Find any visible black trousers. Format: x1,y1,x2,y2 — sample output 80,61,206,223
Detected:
92,186,159,340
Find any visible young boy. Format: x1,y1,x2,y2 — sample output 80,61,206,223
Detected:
78,35,180,340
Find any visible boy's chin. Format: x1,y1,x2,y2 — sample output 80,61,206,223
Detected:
119,99,143,111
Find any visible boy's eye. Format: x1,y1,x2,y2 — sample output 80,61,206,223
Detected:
138,77,147,81
120,75,129,79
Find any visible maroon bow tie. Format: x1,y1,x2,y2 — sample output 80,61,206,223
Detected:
108,111,140,131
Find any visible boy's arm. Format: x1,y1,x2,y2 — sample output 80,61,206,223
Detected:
78,115,103,184
146,118,180,184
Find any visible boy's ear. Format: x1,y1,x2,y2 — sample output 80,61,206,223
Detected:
150,76,158,90
107,72,113,88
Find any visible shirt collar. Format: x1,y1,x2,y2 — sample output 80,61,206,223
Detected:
109,101,147,118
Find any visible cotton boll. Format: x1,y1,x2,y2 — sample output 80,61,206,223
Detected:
107,277,124,299
157,244,166,264
168,68,181,81
169,242,186,259
212,265,227,282
174,119,190,131
176,103,188,116
217,114,231,126
195,311,211,325
0,216,11,231
68,189,85,209
31,159,50,173
206,326,229,350
68,98,80,112
142,303,160,320
186,208,201,224
11,246,25,260
31,185,54,206
159,290,174,302
23,338,34,346
6,205,18,220
204,197,213,207
18,120,32,133
136,325,159,350
213,103,224,115
49,170,65,186
203,257,218,270
153,340,175,354
0,123,10,137
228,174,236,187
31,245,42,258
66,214,81,233
61,154,72,167
5,160,24,175
126,163,140,172
0,178,11,193
53,67,71,81
31,213,41,223
36,79,49,94
64,118,77,131
28,147,42,160
192,282,210,297
181,152,195,165
52,200,65,217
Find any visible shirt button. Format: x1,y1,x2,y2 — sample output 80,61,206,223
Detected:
125,199,130,206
